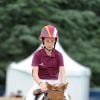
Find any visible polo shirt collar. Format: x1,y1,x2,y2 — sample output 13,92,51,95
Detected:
41,47,55,57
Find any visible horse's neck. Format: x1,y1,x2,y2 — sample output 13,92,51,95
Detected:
38,93,44,100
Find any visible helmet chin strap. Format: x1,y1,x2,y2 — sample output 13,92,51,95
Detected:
44,46,54,52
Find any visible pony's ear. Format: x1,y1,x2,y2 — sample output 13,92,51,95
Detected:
46,82,54,89
61,82,68,90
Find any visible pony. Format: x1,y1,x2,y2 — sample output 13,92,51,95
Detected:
33,82,70,100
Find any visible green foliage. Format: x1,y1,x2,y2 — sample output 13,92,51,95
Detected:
0,0,100,88
53,0,100,15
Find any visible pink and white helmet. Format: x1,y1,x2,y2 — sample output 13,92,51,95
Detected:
40,25,58,39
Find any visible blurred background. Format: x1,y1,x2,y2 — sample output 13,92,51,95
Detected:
0,0,100,100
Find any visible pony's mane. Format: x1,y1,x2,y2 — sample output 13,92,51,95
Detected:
33,82,69,100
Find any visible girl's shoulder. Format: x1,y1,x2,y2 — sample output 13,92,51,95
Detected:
54,49,63,56
34,49,43,56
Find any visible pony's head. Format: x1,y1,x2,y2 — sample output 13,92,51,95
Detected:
33,82,69,100
45,82,68,100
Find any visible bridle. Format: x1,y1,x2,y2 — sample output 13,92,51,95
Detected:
34,83,69,100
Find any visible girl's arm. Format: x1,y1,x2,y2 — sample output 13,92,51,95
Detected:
59,66,66,84
32,67,47,91
32,67,41,85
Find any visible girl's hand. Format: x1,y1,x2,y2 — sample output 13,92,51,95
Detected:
39,82,47,92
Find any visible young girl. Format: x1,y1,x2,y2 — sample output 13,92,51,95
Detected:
25,25,66,100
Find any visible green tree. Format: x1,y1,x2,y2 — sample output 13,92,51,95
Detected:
0,0,100,90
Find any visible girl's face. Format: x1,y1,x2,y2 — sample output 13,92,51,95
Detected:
44,37,56,50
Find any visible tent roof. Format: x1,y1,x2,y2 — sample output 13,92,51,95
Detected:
9,42,91,76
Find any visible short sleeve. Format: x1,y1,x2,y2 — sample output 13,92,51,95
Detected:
58,52,64,67
31,52,40,67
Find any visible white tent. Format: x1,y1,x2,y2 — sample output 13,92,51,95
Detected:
5,42,91,100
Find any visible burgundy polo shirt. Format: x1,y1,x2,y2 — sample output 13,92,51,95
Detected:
31,48,64,80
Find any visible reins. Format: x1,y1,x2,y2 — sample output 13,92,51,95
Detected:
34,83,69,100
